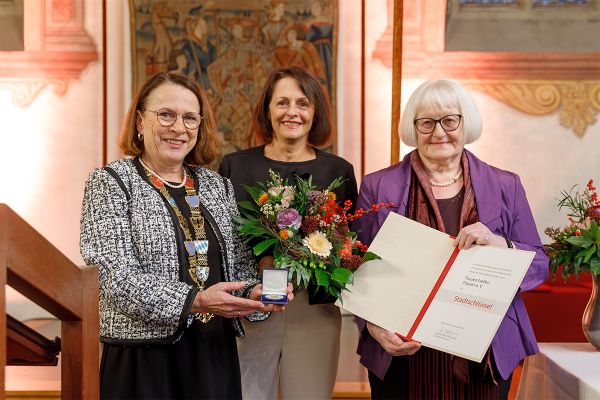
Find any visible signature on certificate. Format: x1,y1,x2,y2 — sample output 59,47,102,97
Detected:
434,321,464,341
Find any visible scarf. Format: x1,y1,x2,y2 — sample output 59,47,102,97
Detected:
406,150,478,233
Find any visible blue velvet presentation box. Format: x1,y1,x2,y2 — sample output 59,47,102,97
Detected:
261,268,288,304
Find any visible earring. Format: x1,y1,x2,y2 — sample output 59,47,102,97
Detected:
137,133,143,141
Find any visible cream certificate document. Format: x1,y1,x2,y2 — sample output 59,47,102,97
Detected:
336,212,535,362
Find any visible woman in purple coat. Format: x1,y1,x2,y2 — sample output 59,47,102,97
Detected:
352,80,548,400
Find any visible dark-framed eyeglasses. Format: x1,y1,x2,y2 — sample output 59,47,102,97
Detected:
414,114,462,134
141,108,203,130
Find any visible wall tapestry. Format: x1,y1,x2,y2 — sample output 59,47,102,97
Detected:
129,0,338,157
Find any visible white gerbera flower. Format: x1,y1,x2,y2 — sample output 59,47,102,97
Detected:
302,231,332,258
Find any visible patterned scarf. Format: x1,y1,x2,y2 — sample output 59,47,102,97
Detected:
406,150,479,233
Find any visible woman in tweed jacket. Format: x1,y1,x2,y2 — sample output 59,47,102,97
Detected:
80,72,291,399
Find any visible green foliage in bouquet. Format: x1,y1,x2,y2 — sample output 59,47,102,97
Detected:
235,170,390,300
545,179,600,279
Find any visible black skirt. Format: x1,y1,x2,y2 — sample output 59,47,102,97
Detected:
100,318,242,400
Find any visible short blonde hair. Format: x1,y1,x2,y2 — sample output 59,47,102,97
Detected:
119,72,219,166
399,80,482,147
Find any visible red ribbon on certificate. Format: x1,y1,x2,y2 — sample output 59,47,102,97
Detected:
396,245,461,342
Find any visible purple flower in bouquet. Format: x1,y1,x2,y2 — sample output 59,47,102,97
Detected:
308,190,321,204
277,208,302,230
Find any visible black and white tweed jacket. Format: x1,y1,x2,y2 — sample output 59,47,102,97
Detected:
80,158,264,344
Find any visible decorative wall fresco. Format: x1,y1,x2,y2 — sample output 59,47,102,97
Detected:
0,0,97,107
129,0,338,156
393,0,600,147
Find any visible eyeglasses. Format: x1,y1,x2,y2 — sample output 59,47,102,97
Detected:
414,114,462,134
141,108,203,130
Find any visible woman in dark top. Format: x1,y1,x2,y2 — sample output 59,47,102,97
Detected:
219,66,358,400
219,144,356,207
80,72,290,399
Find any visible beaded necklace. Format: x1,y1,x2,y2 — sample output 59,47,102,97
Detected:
429,168,463,187
143,165,214,323
139,157,187,189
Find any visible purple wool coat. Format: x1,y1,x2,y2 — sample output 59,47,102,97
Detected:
352,149,548,380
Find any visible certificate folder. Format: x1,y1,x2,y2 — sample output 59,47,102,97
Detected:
336,212,535,362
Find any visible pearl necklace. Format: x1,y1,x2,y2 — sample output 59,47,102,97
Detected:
429,169,463,187
139,158,187,189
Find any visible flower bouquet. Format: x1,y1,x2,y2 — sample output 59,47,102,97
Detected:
544,179,600,279
236,170,391,300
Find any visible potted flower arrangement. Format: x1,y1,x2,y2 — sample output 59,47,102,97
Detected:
236,170,390,300
544,179,600,349
545,179,600,278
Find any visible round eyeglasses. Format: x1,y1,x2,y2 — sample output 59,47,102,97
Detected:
142,108,203,130
414,114,462,134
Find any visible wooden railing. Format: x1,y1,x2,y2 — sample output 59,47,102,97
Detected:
0,204,99,399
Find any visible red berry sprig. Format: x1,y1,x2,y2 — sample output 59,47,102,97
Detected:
347,202,396,222
587,179,600,206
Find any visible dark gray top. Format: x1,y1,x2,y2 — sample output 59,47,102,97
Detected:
218,145,358,208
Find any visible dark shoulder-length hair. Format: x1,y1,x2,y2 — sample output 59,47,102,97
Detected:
253,66,332,147
119,72,219,166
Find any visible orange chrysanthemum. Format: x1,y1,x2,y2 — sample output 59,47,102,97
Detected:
258,193,269,205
